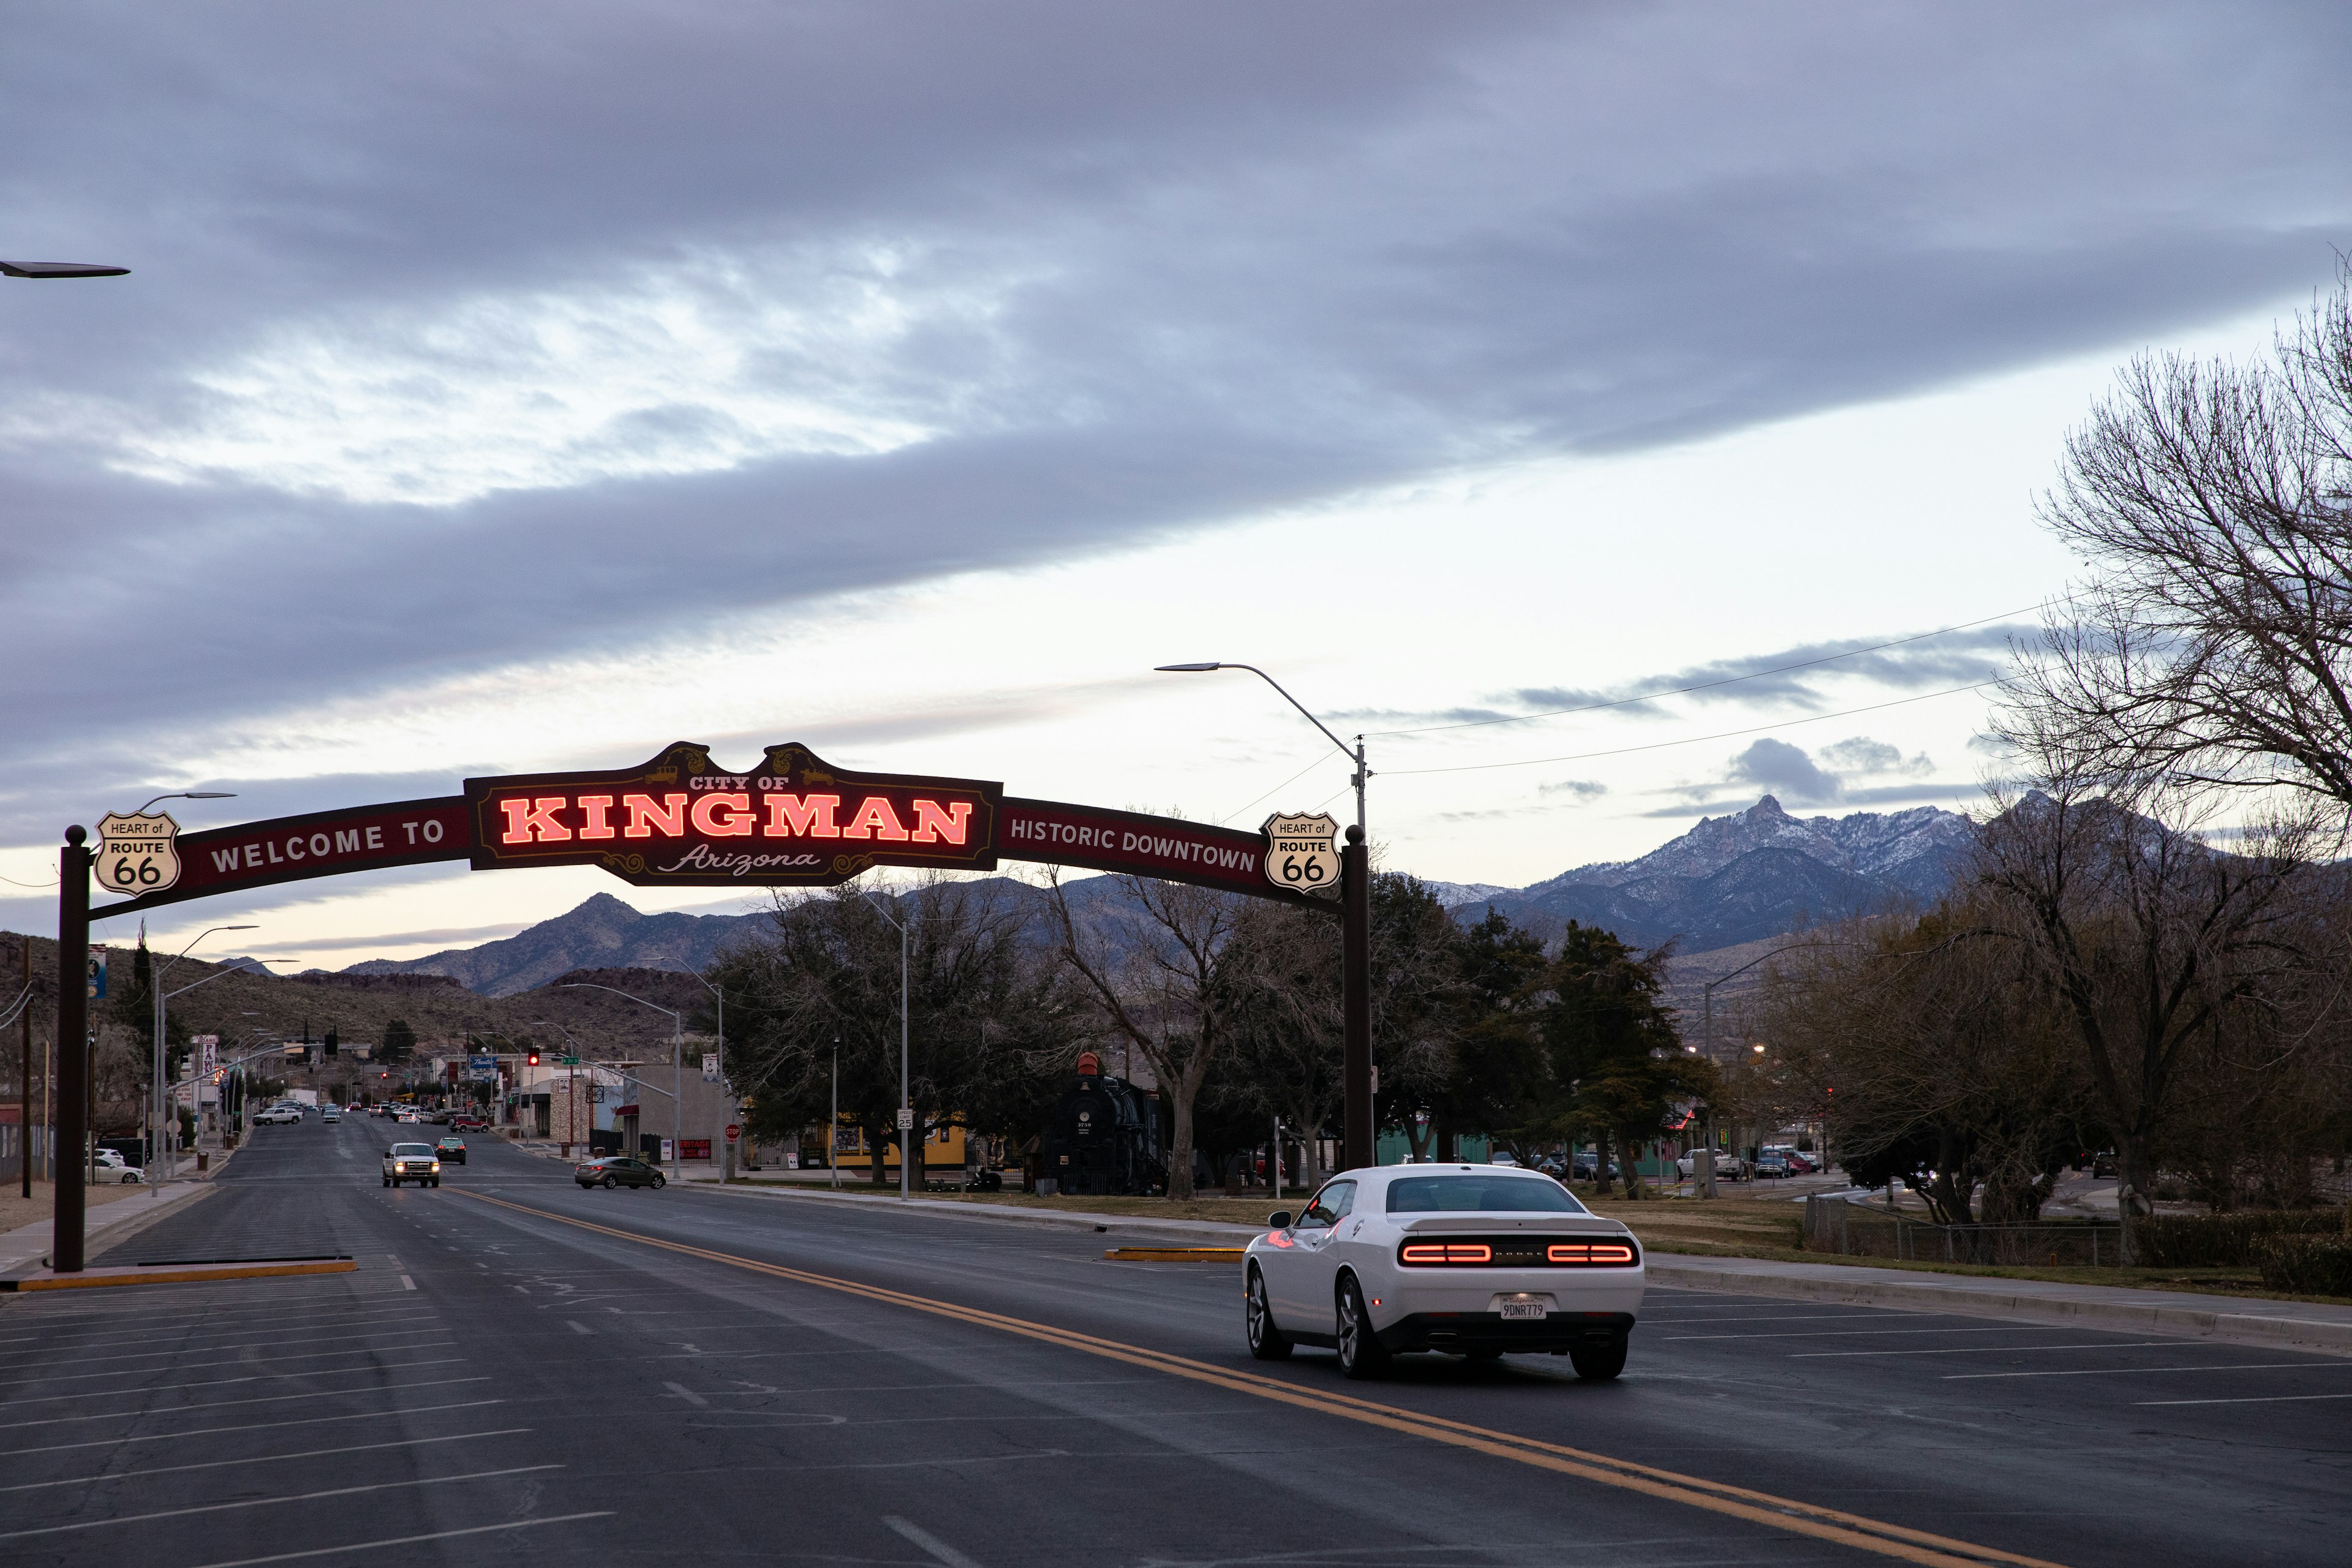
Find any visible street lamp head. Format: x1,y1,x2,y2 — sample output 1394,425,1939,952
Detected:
0,260,130,279
183,792,236,800
1153,662,1223,673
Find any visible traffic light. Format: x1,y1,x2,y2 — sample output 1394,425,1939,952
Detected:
323,1027,339,1058
526,1051,540,1068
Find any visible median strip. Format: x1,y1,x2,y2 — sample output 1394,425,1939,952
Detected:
1102,1246,1246,1262
450,1188,2068,1568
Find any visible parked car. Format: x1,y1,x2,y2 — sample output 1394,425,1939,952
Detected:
435,1136,467,1165
576,1156,666,1190
1775,1150,1819,1174
1244,1166,1642,1380
92,1148,145,1183
1675,1151,1747,1180
1753,1155,1793,1179
382,1142,442,1188
257,1105,302,1126
1488,1152,1519,1167
450,1115,487,1131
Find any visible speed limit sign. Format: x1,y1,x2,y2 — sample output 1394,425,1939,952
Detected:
92,811,183,897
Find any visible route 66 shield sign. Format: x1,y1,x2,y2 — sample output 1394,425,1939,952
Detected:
92,810,182,897
1261,810,1341,897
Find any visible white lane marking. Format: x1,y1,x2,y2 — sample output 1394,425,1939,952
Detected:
401,1275,417,1290
1948,1361,2352,1381
0,1428,530,1491
0,1357,470,1410
567,1321,593,1335
1,1373,489,1425
662,1381,709,1407
187,1512,617,1568
0,1341,458,1389
0,1464,561,1540
0,1327,457,1371
1793,1340,2180,1359
885,1515,988,1568
0,1399,508,1457
1665,1325,2054,1341
2136,1392,2352,1406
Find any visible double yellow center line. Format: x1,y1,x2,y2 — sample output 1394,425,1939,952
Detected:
451,1189,2065,1568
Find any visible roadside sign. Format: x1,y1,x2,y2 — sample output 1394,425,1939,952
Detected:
467,1055,497,1082
1261,810,1340,897
895,1107,914,1130
701,1052,720,1083
724,1123,741,1142
92,810,182,898
558,1054,580,1066
86,945,107,1000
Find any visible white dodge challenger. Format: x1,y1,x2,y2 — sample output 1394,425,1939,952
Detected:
1244,1164,1643,1379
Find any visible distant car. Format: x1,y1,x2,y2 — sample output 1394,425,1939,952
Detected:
1753,1156,1792,1179
383,1142,442,1188
1244,1165,1642,1380
257,1106,302,1126
322,1107,341,1124
396,1111,419,1124
1488,1152,1519,1167
576,1156,665,1190
435,1136,467,1164
450,1115,487,1131
1779,1150,1819,1174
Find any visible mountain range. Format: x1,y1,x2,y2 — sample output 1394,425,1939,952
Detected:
344,795,1977,995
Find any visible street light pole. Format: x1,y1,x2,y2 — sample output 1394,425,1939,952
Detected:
149,922,257,1194
854,892,915,1201
1158,662,1375,1172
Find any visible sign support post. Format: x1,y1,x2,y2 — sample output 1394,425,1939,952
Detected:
1343,820,1372,1173
53,827,89,1273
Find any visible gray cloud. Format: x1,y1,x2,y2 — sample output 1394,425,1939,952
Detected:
3,2,2348,800
1537,779,1608,799
1726,738,1845,806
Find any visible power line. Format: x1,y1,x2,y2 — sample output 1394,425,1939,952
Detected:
1379,680,1996,777
1366,602,2045,738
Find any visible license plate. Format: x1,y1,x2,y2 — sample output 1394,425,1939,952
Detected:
1498,1300,1546,1321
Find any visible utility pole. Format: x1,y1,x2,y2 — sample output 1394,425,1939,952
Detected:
831,1038,840,1191
18,935,30,1200
53,826,89,1273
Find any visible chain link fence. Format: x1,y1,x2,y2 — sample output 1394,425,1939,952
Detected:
1804,1194,2122,1267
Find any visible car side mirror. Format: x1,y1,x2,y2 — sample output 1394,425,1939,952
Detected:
1267,1210,1294,1229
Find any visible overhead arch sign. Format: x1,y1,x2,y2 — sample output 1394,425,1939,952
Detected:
86,741,1327,918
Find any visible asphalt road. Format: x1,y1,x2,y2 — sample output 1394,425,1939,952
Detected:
2,1114,2346,1568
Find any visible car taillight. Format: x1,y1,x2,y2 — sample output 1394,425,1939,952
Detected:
1547,1242,1637,1264
1400,1242,1493,1265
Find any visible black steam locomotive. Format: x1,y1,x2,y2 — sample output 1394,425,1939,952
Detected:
1034,1052,1164,1196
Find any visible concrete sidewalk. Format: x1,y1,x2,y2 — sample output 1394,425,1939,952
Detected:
685,1179,2352,1357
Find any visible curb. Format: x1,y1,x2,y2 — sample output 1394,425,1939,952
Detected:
2,1256,356,1293
0,1180,218,1277
1645,1258,2352,1358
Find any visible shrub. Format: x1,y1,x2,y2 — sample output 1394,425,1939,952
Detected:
2131,1209,2347,1268
2254,1236,2352,1298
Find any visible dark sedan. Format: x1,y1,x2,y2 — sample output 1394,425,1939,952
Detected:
435,1136,467,1164
576,1156,666,1190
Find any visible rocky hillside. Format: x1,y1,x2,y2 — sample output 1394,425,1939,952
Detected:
345,892,766,997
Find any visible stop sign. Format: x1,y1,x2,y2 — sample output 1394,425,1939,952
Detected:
724,1123,741,1142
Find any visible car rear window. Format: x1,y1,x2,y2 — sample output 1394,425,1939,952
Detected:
392,1144,434,1156
1385,1175,1588,1214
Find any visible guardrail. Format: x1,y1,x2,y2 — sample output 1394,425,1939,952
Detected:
1803,1194,2122,1267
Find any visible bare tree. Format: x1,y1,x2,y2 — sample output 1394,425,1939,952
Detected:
1043,870,1248,1200
2000,265,2352,807
1972,775,2321,1260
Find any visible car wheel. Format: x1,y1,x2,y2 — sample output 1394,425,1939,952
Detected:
650,1175,665,1189
430,1177,440,1188
1570,1336,1628,1382
602,1175,618,1189
1335,1275,1390,1381
382,1177,391,1188
1245,1264,1292,1361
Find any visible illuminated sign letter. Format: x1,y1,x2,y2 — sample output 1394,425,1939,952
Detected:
908,799,971,845
576,796,616,840
622,793,690,839
500,796,573,844
840,796,910,842
690,792,755,837
763,793,841,839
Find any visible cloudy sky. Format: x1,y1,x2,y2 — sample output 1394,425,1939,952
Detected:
4,2,2347,968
